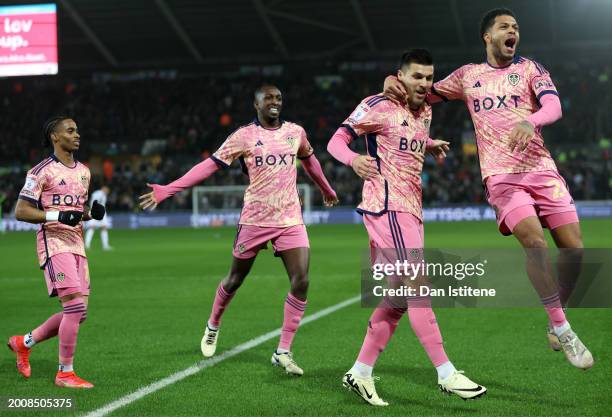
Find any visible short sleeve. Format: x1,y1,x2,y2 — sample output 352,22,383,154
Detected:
341,98,386,138
297,127,314,159
432,67,465,101
528,61,559,104
212,131,245,168
19,173,44,205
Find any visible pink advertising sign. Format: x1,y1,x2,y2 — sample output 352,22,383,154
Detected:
0,3,58,77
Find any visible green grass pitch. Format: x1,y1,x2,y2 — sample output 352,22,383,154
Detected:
1,219,611,417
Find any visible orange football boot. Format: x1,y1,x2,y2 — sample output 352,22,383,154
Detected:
55,371,94,389
7,336,31,378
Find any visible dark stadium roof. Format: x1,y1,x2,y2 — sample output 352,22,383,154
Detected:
7,0,612,70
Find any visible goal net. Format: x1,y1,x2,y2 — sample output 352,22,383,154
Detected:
191,184,313,228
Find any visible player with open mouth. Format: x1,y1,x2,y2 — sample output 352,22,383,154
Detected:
384,8,593,371
139,84,338,376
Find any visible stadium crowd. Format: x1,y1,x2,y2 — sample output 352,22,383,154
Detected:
0,60,610,213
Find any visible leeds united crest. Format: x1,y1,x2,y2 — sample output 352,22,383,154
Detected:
508,73,520,86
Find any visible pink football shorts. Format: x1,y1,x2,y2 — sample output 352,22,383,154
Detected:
43,253,90,298
232,224,310,259
485,170,579,235
363,211,424,266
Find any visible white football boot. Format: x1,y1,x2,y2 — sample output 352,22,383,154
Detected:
200,325,219,358
547,326,562,351
558,329,594,369
271,351,304,376
438,370,487,400
342,371,388,406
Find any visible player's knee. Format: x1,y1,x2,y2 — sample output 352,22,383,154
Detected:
562,246,584,261
290,273,309,293
568,237,584,250
61,294,87,322
224,273,246,292
523,235,548,249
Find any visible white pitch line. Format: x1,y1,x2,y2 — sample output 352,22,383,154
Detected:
82,295,361,417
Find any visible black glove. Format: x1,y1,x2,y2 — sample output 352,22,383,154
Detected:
90,200,106,220
58,211,83,226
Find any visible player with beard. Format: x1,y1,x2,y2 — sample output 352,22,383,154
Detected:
328,50,486,406
384,8,592,370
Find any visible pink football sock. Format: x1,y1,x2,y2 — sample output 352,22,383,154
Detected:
357,306,405,366
407,297,449,367
541,293,567,327
31,312,63,343
278,293,307,351
208,282,236,328
59,298,87,366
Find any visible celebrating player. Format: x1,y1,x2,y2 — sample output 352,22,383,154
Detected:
85,185,112,250
327,50,485,406
139,84,338,376
8,116,106,388
384,8,592,369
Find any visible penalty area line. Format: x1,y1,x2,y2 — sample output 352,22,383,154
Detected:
82,295,361,417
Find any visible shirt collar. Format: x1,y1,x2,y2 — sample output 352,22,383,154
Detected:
485,54,522,69
253,116,284,130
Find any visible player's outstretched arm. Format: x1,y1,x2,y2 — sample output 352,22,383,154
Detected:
299,154,339,207
15,199,83,226
139,158,221,210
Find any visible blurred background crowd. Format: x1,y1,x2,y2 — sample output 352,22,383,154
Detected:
0,60,610,213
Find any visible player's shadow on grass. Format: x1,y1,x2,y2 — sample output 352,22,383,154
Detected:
385,366,576,410
478,380,576,410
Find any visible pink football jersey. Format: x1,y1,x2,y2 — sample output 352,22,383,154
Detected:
432,56,558,179
341,94,432,220
19,155,90,267
212,118,313,227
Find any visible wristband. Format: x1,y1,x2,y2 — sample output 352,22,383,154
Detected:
45,211,59,222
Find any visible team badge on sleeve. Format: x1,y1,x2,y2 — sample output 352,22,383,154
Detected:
534,80,554,90
348,103,370,124
21,177,38,198
508,73,520,86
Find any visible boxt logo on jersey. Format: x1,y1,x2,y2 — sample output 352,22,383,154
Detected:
255,154,297,167
473,95,521,113
52,194,85,206
399,137,426,153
